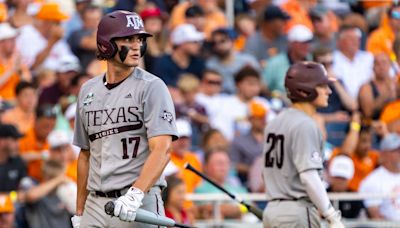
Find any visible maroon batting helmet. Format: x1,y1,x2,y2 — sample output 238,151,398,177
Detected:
97,10,152,59
285,61,335,102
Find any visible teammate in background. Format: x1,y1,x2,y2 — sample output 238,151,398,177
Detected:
262,62,344,228
71,10,178,228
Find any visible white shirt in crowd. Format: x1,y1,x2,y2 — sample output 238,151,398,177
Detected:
16,24,76,71
333,50,374,99
359,166,400,221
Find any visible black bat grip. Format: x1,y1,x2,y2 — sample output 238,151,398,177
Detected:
105,201,115,216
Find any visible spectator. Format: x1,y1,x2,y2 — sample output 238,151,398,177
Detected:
1,81,38,134
229,101,267,185
22,160,72,228
162,176,194,226
19,105,57,181
16,2,74,71
140,7,168,72
68,5,103,70
0,23,31,102
64,0,92,38
330,122,380,192
207,27,260,94
310,5,337,51
8,0,34,28
175,74,209,150
233,14,256,52
0,124,26,192
214,65,273,140
152,24,205,87
244,5,290,63
0,194,15,228
262,24,313,95
185,5,206,33
169,0,227,39
333,25,374,99
281,0,318,32
38,55,81,106
359,53,397,121
195,149,247,220
367,4,400,58
359,133,400,221
380,95,400,134
196,128,229,163
327,155,363,219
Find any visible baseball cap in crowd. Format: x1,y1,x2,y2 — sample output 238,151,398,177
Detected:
171,24,204,45
0,124,24,139
0,23,18,41
176,119,192,138
185,5,204,18
36,2,69,22
249,101,268,118
329,155,354,180
263,5,290,21
57,55,81,73
47,130,71,149
140,8,162,20
0,194,14,213
287,24,313,43
380,133,400,152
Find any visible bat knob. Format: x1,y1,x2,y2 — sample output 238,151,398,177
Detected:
104,201,114,216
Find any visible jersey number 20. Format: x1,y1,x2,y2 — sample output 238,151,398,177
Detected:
121,137,140,159
264,133,284,169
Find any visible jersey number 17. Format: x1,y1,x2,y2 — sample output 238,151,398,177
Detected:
264,133,285,169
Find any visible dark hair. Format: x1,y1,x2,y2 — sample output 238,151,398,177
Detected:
204,148,228,165
36,104,57,119
162,176,184,205
312,47,333,61
15,80,37,96
234,65,260,84
185,5,204,18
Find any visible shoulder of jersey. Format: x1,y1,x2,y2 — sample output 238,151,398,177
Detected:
133,67,163,83
81,75,102,90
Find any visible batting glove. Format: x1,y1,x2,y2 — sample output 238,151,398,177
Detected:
114,187,144,222
71,215,81,228
324,207,345,228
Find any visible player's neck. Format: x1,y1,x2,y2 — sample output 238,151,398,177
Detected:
292,102,316,117
106,62,135,84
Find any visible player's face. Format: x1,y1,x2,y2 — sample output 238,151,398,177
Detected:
114,35,145,67
312,84,331,107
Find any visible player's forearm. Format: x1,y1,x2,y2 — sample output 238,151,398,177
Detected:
133,135,172,192
76,149,90,216
299,170,331,216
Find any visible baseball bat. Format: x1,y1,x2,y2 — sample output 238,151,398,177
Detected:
184,162,263,220
104,201,195,228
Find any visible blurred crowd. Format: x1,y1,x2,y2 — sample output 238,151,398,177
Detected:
1,0,400,227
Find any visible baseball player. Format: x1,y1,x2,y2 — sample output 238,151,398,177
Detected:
262,62,344,228
71,10,178,228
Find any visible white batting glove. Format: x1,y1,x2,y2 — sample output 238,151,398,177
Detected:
114,187,144,222
324,207,345,228
71,215,81,228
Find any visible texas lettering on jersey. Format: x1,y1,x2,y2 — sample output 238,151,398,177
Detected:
84,106,143,141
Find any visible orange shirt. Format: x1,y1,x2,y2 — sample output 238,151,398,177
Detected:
1,107,35,134
19,128,49,181
0,3,7,22
367,23,395,58
0,56,31,101
331,148,379,191
169,2,227,39
66,159,77,182
380,99,400,134
170,151,202,193
362,1,392,9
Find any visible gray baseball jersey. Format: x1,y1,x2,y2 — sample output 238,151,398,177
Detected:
73,67,178,192
262,108,324,200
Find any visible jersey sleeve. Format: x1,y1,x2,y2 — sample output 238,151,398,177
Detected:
143,78,178,140
291,122,323,173
73,89,90,150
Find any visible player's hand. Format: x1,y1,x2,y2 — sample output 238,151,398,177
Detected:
114,187,144,222
71,215,81,228
324,207,345,228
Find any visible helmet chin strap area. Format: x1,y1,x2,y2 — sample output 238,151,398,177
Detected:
118,45,130,62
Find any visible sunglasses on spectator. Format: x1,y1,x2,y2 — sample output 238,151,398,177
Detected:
392,11,400,19
205,79,222,85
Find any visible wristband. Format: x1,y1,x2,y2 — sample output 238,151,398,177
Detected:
239,204,248,214
350,121,361,132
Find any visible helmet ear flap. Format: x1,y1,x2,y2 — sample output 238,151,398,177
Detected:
140,38,147,57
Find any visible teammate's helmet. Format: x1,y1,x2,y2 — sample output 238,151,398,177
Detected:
285,61,333,102
97,10,152,59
